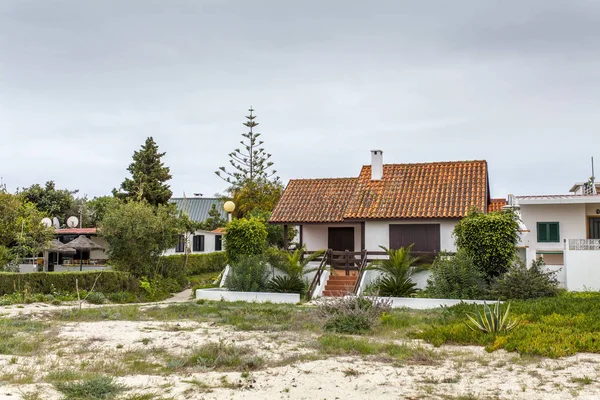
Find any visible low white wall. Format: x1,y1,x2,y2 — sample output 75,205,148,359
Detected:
358,269,431,293
382,297,496,310
54,265,111,273
310,269,331,298
196,289,300,304
564,249,600,291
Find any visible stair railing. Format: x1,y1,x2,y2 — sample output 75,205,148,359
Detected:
353,249,369,295
307,249,331,301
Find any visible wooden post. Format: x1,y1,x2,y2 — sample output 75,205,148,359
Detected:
360,221,365,251
299,225,303,248
283,224,289,250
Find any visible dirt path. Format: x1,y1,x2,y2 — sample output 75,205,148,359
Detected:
0,288,195,318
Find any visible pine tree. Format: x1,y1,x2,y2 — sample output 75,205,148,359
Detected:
114,137,173,206
215,107,277,189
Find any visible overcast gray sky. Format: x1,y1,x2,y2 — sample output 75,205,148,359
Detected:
1,0,599,200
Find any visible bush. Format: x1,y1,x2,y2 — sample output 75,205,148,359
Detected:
317,295,391,334
107,291,139,304
224,255,271,292
0,271,139,295
267,275,306,294
224,217,268,263
491,258,559,300
159,252,228,280
453,209,520,280
86,292,107,305
426,251,489,299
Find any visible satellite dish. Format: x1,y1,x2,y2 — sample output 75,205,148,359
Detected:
66,216,79,228
41,218,52,228
52,217,60,229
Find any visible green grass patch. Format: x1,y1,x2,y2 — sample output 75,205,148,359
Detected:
0,318,49,355
54,375,126,400
179,341,264,371
416,292,600,358
317,334,439,364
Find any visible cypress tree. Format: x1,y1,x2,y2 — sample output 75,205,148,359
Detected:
114,137,173,206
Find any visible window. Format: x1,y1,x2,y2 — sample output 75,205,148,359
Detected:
537,222,560,243
215,235,222,251
193,235,205,252
175,235,186,253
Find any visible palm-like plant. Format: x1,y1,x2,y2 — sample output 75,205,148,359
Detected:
367,245,420,297
271,246,325,279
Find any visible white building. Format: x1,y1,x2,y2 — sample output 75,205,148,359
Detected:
516,181,600,290
163,229,224,256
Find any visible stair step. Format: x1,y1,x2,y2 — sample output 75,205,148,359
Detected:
322,290,347,297
324,284,355,291
327,276,358,281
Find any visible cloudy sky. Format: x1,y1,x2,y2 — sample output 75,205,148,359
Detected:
1,0,599,200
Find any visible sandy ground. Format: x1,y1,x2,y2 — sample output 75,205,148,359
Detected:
2,298,600,399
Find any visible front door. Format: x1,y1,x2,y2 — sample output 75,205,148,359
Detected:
590,218,600,239
328,227,355,251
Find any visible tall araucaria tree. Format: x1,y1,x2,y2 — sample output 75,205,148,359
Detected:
215,108,283,218
215,107,278,189
114,137,173,206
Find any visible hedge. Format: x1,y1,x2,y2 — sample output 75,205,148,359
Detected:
159,252,228,279
0,271,139,295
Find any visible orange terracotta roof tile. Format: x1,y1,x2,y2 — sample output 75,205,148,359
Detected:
270,160,490,223
344,161,488,219
488,198,507,212
270,178,357,223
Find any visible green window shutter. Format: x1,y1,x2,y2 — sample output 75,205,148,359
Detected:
548,223,560,242
537,223,548,242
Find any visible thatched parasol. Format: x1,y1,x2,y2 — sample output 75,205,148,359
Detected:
47,239,76,254
64,235,105,271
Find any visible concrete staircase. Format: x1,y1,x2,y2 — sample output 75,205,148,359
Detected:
322,275,357,297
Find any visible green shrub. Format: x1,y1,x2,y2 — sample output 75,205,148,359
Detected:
224,255,271,292
54,375,126,399
159,252,228,280
491,258,559,300
317,296,391,334
224,217,268,263
0,271,139,295
426,251,489,299
86,292,107,305
106,291,139,304
465,300,519,333
185,341,264,371
453,209,520,280
267,275,306,294
367,246,419,297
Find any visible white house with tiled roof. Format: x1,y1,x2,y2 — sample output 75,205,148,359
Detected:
515,180,600,290
269,151,505,296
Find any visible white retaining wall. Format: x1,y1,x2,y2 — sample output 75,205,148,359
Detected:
196,288,300,304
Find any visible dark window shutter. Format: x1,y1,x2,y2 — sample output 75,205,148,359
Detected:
215,235,222,251
194,235,205,252
537,223,548,242
176,235,185,253
549,223,560,242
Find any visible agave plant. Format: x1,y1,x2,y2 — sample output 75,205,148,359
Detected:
367,245,420,297
267,275,306,294
466,300,519,333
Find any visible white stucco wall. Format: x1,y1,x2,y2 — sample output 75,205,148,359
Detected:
364,220,458,252
564,249,600,291
302,224,362,252
163,230,222,256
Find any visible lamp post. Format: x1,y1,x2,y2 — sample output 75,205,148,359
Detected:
223,201,235,223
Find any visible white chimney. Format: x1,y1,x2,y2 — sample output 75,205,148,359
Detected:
371,150,383,180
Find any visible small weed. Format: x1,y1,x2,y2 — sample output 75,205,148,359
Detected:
571,376,594,385
343,368,361,377
185,341,264,371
